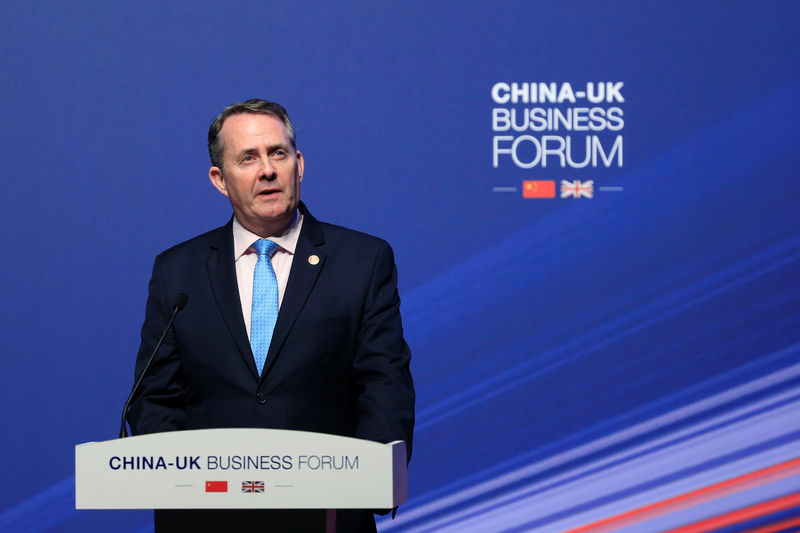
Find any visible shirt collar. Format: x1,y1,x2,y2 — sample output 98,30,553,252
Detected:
232,211,304,261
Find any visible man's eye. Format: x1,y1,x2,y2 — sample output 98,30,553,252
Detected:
272,150,287,159
241,155,255,163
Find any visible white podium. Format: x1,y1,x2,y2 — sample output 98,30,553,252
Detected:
75,428,407,511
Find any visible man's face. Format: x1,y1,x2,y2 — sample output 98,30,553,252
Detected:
209,113,304,236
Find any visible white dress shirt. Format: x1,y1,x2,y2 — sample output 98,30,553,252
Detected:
232,211,304,340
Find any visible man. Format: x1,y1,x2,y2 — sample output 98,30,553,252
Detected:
127,99,415,532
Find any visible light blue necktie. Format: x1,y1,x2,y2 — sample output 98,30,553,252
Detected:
251,239,279,375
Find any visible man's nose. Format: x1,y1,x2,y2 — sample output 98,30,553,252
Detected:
259,158,277,180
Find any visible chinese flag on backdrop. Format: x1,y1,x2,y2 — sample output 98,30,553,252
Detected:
522,180,556,198
205,481,228,492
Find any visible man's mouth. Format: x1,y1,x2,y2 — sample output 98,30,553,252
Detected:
257,189,280,197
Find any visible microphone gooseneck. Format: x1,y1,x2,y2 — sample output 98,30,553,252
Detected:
118,293,188,438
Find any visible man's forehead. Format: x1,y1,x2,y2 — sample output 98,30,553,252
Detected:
221,113,290,151
222,112,284,135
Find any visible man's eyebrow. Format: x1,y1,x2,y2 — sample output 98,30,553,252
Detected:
235,147,259,157
237,144,288,154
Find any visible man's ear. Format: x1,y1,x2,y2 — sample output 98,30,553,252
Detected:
209,166,229,197
296,150,304,182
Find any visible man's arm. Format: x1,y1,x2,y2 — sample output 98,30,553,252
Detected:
126,255,187,435
352,241,415,462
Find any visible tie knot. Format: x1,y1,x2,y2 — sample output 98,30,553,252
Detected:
253,239,278,258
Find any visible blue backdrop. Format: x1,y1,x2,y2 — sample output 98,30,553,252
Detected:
1,2,799,531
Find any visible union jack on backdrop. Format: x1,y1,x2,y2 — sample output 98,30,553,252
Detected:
241,481,265,493
561,179,594,198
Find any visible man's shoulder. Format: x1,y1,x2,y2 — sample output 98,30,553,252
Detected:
317,219,390,249
155,222,230,263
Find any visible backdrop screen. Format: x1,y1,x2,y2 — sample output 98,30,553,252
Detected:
1,2,799,531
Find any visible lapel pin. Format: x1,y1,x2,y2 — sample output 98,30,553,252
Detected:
308,255,320,265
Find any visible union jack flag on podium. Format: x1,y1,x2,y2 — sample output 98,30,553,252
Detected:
241,481,265,493
560,179,594,199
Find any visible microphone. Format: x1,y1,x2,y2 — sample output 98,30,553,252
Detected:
173,293,188,312
118,293,188,438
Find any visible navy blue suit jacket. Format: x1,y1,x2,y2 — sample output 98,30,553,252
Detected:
128,204,414,531
128,204,414,457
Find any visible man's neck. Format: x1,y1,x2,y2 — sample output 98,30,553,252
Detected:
237,211,298,239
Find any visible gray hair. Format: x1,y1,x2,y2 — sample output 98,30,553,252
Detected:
207,99,296,169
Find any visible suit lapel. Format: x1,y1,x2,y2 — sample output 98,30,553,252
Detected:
205,221,261,381
261,206,326,378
